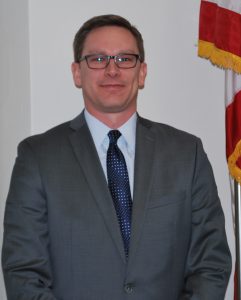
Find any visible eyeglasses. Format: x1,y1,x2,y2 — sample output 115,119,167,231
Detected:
79,53,142,69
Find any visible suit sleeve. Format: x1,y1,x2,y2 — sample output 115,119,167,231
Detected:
180,139,232,300
2,140,57,300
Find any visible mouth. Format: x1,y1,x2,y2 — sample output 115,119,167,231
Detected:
100,84,125,91
100,83,124,87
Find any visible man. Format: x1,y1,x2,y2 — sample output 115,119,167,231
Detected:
2,14,231,299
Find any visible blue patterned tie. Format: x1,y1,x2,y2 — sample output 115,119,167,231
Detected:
107,130,132,258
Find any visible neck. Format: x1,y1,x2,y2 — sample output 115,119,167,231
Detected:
85,109,136,129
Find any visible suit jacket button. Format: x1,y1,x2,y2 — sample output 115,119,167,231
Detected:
124,283,134,294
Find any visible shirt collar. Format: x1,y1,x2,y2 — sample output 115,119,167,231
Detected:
118,113,136,155
84,109,137,155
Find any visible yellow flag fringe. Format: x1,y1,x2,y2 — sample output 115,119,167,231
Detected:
198,40,241,74
228,140,241,184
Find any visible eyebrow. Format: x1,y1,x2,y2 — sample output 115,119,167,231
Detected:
83,49,138,55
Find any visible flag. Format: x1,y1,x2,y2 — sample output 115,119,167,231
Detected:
198,0,241,179
198,0,241,212
198,0,241,74
226,71,241,184
225,68,241,300
198,1,241,299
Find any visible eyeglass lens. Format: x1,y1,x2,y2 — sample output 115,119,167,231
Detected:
86,54,138,69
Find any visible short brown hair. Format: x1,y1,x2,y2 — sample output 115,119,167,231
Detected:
73,14,145,63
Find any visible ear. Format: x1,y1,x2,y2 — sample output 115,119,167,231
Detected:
71,62,82,88
138,62,147,89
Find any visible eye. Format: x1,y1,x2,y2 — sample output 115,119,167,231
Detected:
96,56,105,62
89,55,106,63
117,55,135,63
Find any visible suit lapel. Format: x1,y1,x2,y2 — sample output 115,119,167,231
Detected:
68,113,126,263
127,116,156,266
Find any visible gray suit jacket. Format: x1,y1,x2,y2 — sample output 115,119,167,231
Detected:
2,113,231,300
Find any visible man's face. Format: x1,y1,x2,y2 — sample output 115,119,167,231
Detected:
72,26,147,118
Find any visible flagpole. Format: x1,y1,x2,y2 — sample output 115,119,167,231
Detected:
235,180,241,300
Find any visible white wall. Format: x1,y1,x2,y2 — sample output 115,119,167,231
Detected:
1,0,235,299
0,0,31,299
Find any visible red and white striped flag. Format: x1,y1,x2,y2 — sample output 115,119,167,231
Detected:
198,0,241,213
198,0,241,74
226,71,241,185
199,0,241,179
198,0,241,299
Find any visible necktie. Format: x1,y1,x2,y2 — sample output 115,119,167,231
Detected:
107,130,132,258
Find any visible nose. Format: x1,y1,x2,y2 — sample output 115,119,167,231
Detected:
104,58,120,77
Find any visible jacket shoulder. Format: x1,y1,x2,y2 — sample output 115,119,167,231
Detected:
20,120,72,148
138,116,200,144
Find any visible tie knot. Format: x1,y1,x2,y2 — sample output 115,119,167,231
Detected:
108,130,121,144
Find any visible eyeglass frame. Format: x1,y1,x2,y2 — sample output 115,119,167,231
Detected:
78,53,143,69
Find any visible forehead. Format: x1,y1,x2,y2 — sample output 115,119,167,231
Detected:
82,26,139,54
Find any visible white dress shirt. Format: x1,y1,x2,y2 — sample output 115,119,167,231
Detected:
84,109,136,198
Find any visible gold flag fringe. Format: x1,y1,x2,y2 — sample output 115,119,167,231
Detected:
228,140,241,184
198,40,241,74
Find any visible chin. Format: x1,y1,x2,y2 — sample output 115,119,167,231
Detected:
102,105,127,113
